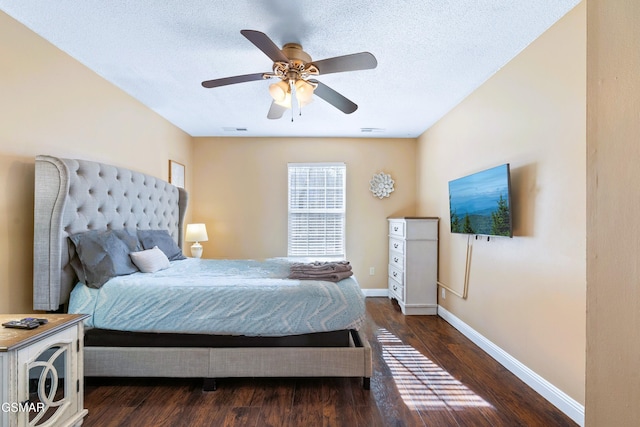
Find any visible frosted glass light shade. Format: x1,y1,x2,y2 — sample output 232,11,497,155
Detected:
269,80,289,102
295,80,314,105
274,92,292,108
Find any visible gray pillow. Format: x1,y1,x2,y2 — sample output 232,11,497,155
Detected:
68,229,139,288
137,229,186,261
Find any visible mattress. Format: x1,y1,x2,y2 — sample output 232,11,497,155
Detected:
68,258,366,337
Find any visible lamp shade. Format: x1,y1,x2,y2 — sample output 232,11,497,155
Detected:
295,80,314,106
185,223,208,242
274,91,292,108
269,80,289,102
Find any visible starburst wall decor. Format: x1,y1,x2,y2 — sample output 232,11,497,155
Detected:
369,172,395,199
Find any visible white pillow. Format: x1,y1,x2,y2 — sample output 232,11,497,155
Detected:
130,246,170,273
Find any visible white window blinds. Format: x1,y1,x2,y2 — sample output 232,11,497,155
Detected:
288,163,346,258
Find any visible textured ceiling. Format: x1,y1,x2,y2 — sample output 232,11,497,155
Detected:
0,0,580,138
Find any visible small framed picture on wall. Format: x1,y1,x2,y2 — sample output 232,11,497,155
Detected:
169,160,185,188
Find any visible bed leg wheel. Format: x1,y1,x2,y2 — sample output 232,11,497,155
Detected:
203,378,217,391
363,377,370,390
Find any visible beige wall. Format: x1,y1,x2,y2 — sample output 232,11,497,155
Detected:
0,12,193,313
9,4,627,421
191,137,417,290
586,1,640,425
416,3,586,404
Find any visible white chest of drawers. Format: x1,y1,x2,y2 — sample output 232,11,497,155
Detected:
388,217,439,315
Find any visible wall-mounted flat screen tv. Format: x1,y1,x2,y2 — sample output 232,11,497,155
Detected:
448,164,513,237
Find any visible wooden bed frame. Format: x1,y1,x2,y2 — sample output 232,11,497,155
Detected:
32,155,371,389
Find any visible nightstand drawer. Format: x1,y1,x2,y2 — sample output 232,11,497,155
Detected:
388,277,404,302
389,238,404,254
388,264,403,285
389,250,403,269
388,221,405,238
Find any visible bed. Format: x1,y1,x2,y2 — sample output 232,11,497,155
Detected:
33,155,371,389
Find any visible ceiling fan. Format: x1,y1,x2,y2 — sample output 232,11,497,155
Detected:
201,30,377,120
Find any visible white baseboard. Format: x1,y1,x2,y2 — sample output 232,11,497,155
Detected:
437,305,584,427
362,289,389,297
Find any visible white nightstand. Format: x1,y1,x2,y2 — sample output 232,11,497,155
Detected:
0,313,89,427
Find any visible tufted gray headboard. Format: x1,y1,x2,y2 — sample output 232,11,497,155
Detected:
33,155,188,311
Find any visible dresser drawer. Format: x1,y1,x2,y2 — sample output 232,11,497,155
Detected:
389,237,404,254
389,250,403,269
388,220,405,238
388,277,404,302
388,264,403,285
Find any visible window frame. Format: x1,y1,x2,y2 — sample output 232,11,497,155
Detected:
287,162,346,259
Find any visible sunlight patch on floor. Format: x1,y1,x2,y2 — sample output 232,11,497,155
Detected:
378,329,493,410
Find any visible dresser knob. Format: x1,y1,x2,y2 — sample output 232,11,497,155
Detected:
394,257,398,263
393,243,398,249
393,226,398,231
393,272,397,277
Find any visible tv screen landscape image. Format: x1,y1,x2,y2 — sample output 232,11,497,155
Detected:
448,164,513,237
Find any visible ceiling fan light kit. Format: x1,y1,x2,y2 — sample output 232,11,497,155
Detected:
201,30,377,120
268,79,314,110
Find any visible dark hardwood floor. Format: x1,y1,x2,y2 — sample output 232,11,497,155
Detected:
83,298,577,426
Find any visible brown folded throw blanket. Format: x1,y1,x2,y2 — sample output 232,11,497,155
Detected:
288,261,353,282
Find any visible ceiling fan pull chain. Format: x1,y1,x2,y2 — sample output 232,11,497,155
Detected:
290,80,296,122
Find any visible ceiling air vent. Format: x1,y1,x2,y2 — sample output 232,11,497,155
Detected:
222,127,248,132
360,128,385,133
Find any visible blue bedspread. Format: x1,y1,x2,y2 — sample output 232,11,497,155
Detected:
68,258,366,336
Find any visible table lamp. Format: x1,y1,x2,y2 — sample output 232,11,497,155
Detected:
185,223,208,258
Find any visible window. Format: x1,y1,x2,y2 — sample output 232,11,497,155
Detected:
288,163,346,258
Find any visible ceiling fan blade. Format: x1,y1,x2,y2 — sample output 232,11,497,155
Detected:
241,30,289,63
309,80,358,114
311,52,377,75
201,73,266,88
267,101,287,119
